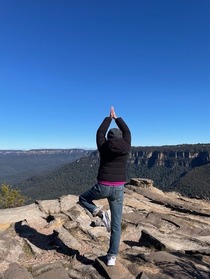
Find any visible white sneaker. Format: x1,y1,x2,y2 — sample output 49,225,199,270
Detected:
102,211,111,232
107,255,116,266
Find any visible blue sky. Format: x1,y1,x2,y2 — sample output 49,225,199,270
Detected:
0,0,209,150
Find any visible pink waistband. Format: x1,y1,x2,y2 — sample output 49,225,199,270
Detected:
98,181,125,186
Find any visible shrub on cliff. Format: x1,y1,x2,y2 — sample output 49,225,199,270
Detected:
0,183,28,208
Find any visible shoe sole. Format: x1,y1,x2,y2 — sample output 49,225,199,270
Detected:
107,262,116,266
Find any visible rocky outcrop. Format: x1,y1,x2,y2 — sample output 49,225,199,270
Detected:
0,178,210,279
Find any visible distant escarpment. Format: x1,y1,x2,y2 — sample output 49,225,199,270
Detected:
127,144,210,194
129,144,210,168
13,144,210,203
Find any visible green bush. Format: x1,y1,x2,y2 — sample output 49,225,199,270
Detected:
0,183,28,208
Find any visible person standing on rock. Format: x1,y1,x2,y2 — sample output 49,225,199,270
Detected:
79,106,131,266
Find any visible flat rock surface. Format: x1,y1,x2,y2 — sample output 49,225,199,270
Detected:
0,178,210,278
96,256,135,279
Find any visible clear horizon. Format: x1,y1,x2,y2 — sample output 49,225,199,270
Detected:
0,0,209,150
1,142,210,152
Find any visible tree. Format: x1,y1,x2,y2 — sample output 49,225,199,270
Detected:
0,183,28,209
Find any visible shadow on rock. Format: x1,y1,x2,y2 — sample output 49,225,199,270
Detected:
123,240,139,247
14,220,79,258
14,220,58,250
14,220,94,265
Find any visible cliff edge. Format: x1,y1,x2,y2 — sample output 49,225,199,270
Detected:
0,178,210,279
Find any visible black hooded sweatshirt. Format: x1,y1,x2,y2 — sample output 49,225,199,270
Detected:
96,117,131,182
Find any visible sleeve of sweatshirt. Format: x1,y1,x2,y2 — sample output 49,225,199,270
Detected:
96,117,112,148
115,117,131,146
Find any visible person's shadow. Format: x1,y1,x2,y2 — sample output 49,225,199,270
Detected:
14,219,93,264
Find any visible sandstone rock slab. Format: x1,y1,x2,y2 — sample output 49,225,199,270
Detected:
96,256,135,279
